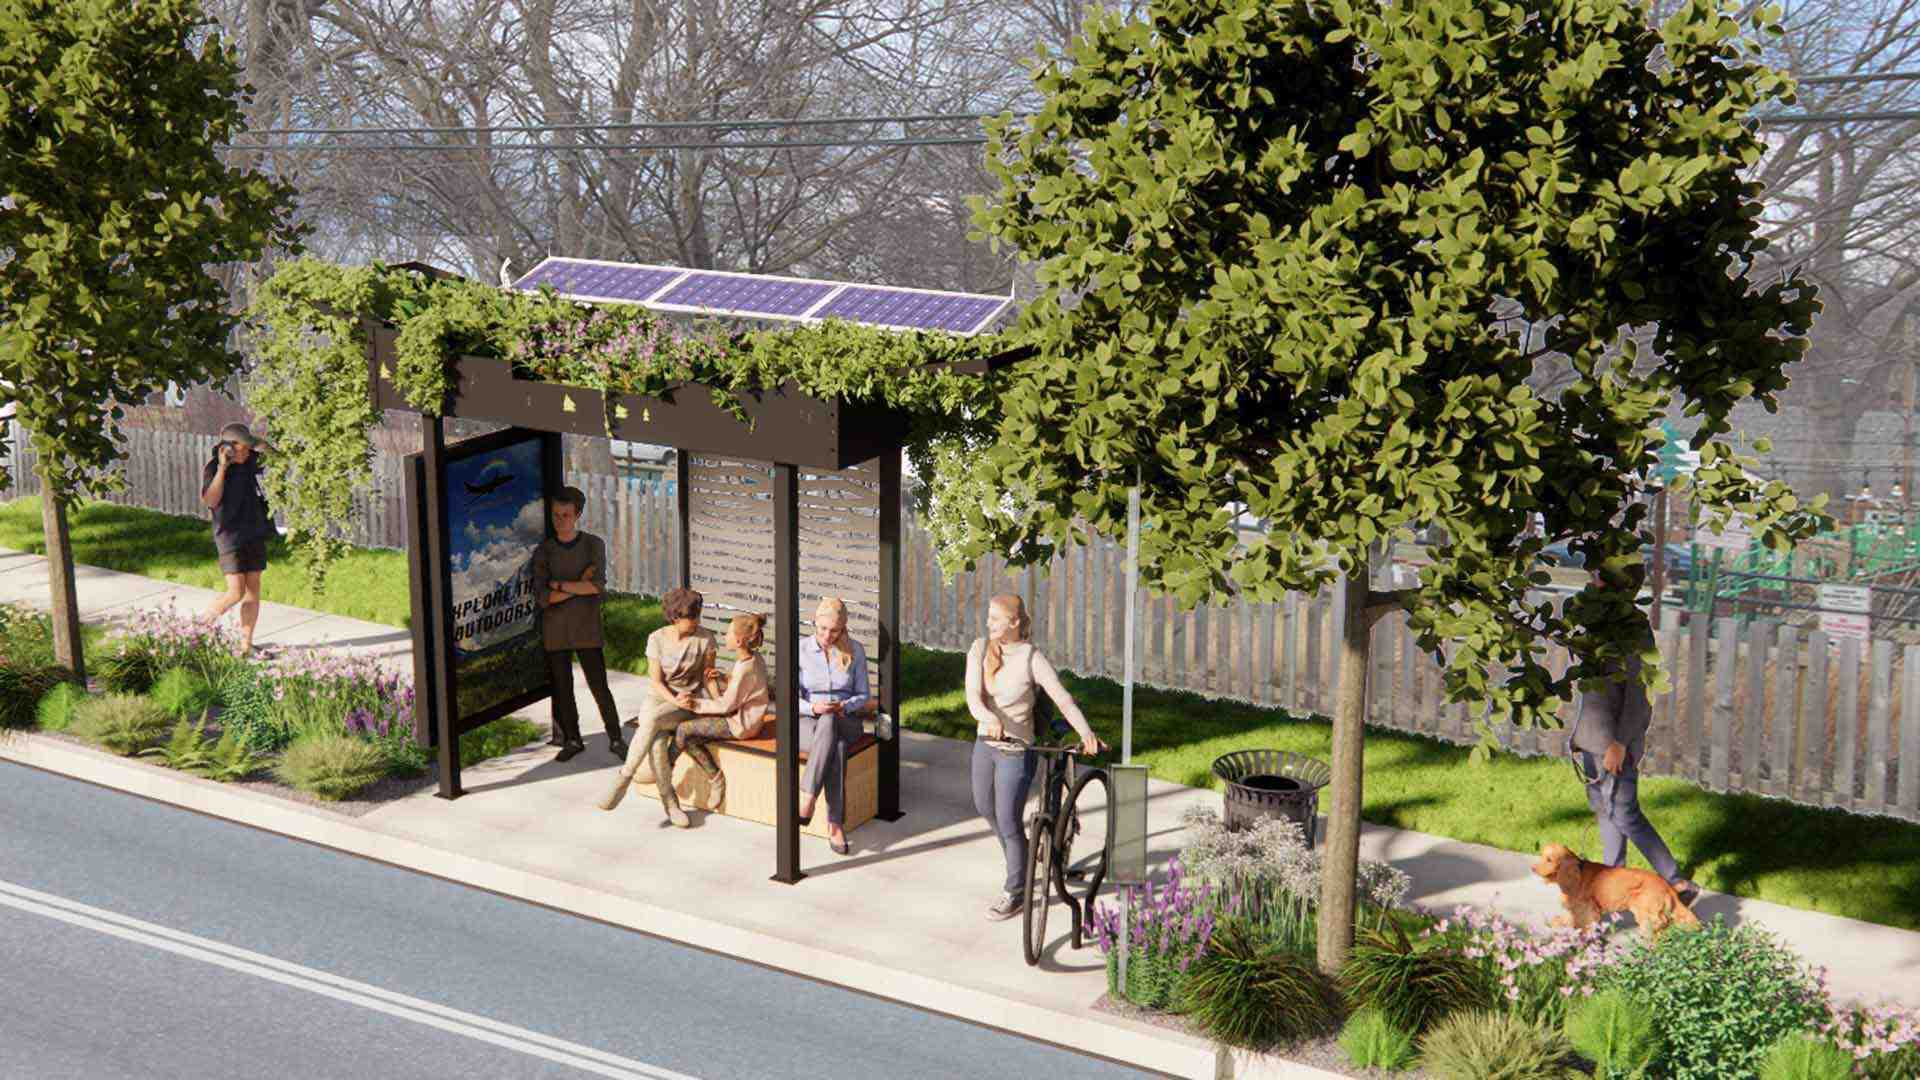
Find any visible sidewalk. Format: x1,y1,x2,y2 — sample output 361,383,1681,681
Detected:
3,549,1917,1079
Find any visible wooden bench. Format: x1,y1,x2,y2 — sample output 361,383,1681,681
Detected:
629,721,880,837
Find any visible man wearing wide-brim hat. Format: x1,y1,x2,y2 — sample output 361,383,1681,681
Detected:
198,422,277,657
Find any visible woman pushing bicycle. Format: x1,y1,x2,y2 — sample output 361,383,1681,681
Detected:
967,594,1104,922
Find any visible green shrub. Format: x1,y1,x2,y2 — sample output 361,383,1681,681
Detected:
1418,1009,1578,1080
150,668,218,721
138,717,217,772
70,694,172,754
273,733,388,800
35,680,88,731
217,668,285,752
1565,988,1662,1080
1338,1006,1416,1072
1757,1034,1857,1080
0,663,66,729
1182,917,1342,1050
1602,919,1828,1080
1341,920,1495,1035
198,724,272,782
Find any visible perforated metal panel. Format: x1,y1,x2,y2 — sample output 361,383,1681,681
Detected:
686,454,883,693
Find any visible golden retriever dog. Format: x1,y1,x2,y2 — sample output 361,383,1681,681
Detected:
1531,842,1702,941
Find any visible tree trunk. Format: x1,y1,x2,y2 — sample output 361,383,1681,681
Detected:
38,466,85,685
1315,571,1370,974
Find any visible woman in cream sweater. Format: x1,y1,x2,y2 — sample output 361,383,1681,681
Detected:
671,612,773,807
967,594,1103,921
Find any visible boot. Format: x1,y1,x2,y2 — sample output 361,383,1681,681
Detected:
707,769,726,808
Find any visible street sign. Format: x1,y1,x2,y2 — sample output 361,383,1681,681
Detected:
1818,584,1872,644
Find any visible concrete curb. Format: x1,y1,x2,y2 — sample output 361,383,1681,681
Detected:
0,732,1348,1080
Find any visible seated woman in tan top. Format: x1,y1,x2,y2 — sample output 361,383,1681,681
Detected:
670,612,772,807
596,587,716,826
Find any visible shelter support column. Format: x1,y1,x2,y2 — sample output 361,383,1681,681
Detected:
877,451,903,820
423,412,462,799
772,461,804,883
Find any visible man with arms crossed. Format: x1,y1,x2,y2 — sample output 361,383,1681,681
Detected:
532,486,628,762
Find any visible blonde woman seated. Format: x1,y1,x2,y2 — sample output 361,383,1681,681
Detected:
669,612,772,807
797,596,869,856
596,587,715,826
969,593,1103,921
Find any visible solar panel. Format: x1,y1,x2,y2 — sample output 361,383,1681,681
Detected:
816,286,1008,334
513,260,681,303
508,257,1010,335
657,272,835,317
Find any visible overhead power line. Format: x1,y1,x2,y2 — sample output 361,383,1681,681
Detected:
221,135,989,153
239,112,1017,138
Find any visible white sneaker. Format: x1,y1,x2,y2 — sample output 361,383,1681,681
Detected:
986,891,1023,921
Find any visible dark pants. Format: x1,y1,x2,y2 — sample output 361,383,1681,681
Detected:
1580,750,1682,882
799,712,865,825
546,648,621,746
972,738,1039,894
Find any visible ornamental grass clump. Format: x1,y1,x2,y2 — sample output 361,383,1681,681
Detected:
1602,918,1828,1080
150,668,218,721
1092,855,1219,1011
1757,1034,1858,1080
1340,919,1496,1035
274,733,389,800
1422,905,1635,1027
1338,1006,1417,1072
0,661,66,729
1418,1010,1579,1080
1564,987,1662,1080
35,680,87,732
1182,916,1343,1050
70,694,172,755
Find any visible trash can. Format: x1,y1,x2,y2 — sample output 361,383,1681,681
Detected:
1211,750,1332,847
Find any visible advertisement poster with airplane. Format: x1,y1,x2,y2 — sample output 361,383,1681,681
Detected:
444,434,549,719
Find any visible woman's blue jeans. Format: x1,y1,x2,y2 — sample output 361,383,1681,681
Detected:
971,738,1038,894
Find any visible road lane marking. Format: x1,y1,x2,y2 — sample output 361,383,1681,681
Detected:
0,878,698,1080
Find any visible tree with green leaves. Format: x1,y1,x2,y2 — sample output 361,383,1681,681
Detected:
968,0,1832,972
0,0,304,678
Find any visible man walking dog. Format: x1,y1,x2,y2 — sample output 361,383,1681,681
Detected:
1568,563,1701,910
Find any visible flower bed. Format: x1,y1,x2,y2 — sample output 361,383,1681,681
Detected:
5,601,538,810
1089,805,1920,1078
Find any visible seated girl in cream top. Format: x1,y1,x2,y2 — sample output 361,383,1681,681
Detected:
660,613,770,808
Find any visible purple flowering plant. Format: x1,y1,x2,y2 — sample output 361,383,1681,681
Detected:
1825,1000,1920,1077
511,304,727,400
1091,855,1220,1010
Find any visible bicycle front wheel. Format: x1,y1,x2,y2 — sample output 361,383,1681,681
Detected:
1062,768,1113,947
1022,812,1054,966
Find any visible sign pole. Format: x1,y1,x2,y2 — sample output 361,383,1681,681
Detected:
1118,477,1140,996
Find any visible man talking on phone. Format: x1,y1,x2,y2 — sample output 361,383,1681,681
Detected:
199,422,276,658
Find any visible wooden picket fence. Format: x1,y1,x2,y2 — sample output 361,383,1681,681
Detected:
3,419,1913,822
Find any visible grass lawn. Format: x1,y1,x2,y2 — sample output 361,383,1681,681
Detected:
7,496,1919,932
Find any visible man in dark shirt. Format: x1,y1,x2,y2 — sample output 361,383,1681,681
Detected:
531,486,627,762
1568,564,1700,909
199,423,277,658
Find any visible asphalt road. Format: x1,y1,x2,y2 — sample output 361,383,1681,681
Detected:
0,762,1163,1080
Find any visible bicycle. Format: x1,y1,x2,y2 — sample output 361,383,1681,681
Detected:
991,724,1113,967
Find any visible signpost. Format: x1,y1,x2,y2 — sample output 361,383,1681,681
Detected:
1818,584,1872,644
